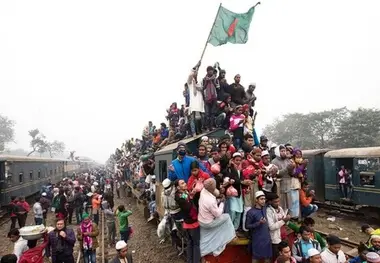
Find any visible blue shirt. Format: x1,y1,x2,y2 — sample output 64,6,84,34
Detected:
300,240,314,258
168,155,208,183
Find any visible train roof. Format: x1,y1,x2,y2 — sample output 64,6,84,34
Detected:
324,147,380,158
302,149,330,156
155,135,205,156
155,129,224,156
0,155,74,162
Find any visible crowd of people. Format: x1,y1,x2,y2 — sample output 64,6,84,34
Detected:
107,60,380,263
3,60,380,263
4,171,134,263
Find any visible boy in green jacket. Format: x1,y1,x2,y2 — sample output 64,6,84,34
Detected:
288,217,326,249
116,205,133,243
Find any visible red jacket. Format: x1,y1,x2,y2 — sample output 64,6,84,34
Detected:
187,170,210,196
242,156,264,194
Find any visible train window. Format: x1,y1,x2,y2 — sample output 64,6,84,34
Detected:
158,160,167,182
55,169,57,175
50,170,52,176
360,172,375,187
19,172,24,183
38,170,41,179
29,171,33,181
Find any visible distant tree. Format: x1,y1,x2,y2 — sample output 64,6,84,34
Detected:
262,113,318,149
333,108,380,148
308,107,348,148
27,129,48,156
48,140,65,158
0,114,15,152
262,107,380,149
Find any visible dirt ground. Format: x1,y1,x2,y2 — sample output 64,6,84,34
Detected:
0,196,183,263
122,197,183,263
311,208,379,244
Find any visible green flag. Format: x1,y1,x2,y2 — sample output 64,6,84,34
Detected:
208,5,256,47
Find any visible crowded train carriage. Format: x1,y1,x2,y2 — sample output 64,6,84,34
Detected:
123,129,380,262
110,60,380,262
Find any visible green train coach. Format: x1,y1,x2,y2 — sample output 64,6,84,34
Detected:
304,147,380,217
0,155,80,207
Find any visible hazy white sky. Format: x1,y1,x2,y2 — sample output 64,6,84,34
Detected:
1,0,379,163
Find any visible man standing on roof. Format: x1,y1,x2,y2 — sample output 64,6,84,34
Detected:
168,142,209,183
202,65,219,131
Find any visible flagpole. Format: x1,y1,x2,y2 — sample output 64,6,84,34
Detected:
199,3,222,63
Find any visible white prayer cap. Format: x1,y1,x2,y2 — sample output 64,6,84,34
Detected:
201,136,209,141
255,191,265,199
42,192,47,196
162,178,171,189
232,152,241,158
261,150,269,157
366,252,380,263
307,248,320,258
115,240,127,250
93,182,99,186
151,175,156,179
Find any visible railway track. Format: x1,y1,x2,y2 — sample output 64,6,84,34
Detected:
0,212,11,226
0,193,41,227
315,201,380,222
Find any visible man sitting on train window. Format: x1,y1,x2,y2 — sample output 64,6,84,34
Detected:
168,142,208,183
299,182,318,218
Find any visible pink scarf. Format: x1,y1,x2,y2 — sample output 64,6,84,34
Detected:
80,221,93,250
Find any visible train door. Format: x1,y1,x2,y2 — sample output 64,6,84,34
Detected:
334,158,354,200
335,158,353,180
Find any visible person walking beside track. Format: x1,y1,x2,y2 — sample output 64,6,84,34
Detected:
77,212,99,263
116,205,133,243
46,218,76,263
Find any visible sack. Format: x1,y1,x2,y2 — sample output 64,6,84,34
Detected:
193,180,204,193
157,215,167,239
211,163,221,175
226,186,238,197
18,239,48,263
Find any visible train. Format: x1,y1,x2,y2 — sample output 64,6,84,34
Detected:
124,130,380,263
303,146,380,217
151,130,380,215
0,155,81,207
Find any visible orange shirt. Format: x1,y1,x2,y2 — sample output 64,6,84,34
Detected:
92,196,101,210
299,189,312,207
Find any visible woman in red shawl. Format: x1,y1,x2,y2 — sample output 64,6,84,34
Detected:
187,161,210,208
